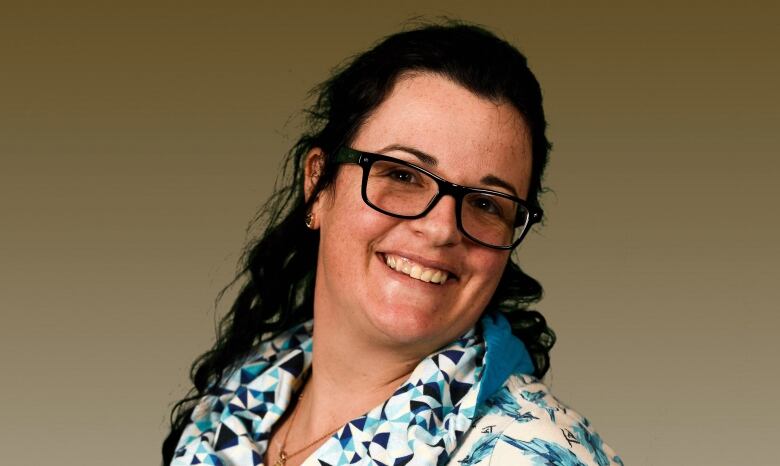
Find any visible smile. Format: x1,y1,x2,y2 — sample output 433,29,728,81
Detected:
382,253,450,285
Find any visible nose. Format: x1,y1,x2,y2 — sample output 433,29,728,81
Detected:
408,194,462,247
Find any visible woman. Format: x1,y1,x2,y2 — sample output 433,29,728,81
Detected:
163,23,623,466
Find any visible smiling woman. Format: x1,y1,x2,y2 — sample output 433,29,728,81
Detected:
163,22,623,466
306,73,534,355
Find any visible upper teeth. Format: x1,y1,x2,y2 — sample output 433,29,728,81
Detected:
384,254,449,284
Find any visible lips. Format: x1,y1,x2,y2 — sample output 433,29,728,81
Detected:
380,252,457,285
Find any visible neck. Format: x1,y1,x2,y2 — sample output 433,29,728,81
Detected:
292,319,423,439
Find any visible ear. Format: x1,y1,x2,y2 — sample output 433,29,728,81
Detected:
303,148,325,227
304,147,324,202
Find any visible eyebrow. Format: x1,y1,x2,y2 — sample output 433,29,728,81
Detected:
378,143,520,197
480,175,519,197
379,144,438,166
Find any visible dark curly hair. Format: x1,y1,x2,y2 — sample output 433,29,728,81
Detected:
163,20,555,464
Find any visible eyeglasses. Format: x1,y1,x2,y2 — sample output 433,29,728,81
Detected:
333,147,542,250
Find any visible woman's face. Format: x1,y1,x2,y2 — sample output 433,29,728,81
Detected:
309,72,533,354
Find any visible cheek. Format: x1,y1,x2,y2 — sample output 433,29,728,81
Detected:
319,178,396,260
468,251,510,300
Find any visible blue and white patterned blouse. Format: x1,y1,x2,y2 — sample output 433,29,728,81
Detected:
449,373,623,465
171,313,623,466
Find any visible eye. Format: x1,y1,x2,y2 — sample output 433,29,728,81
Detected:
369,160,431,191
385,168,419,184
469,195,503,216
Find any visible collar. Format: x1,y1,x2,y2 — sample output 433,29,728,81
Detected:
172,312,531,466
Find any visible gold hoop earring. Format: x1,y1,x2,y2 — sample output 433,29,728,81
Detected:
304,213,315,229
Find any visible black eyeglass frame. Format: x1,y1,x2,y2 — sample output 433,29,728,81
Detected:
333,146,543,250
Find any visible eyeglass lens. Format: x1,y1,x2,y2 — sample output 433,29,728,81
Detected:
365,159,530,247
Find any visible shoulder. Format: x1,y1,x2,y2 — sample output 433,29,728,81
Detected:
448,374,624,466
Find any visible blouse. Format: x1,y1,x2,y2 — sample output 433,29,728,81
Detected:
170,314,622,465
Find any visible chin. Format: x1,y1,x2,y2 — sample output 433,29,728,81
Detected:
365,301,467,351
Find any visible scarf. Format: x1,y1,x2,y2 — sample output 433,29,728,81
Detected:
171,312,533,466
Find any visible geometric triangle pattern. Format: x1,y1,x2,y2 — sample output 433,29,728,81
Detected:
171,319,486,466
172,322,315,466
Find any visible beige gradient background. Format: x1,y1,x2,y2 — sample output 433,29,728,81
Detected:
2,1,778,465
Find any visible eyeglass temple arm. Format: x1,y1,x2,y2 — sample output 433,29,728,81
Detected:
333,146,363,164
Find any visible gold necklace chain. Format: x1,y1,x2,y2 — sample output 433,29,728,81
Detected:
273,388,344,466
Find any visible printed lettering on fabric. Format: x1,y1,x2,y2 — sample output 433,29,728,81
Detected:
449,375,625,465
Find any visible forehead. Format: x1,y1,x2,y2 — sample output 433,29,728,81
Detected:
353,72,532,196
